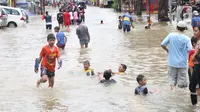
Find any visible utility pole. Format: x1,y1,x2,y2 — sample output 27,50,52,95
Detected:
40,0,45,15
148,0,150,17
14,0,16,7
128,0,130,12
169,0,172,23
9,0,12,6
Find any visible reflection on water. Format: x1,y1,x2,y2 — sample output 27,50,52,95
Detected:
37,89,68,111
0,6,198,112
78,49,91,64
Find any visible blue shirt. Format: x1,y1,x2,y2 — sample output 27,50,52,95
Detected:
161,33,192,68
192,16,200,28
44,15,52,24
123,13,133,25
56,32,65,45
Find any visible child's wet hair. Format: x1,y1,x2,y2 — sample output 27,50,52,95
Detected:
191,36,198,47
121,64,127,71
136,74,146,83
84,60,90,65
118,16,121,19
103,70,112,80
47,33,55,41
54,26,60,31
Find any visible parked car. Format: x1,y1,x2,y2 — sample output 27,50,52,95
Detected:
0,6,26,28
0,8,7,27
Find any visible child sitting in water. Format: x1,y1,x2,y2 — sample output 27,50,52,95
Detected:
135,74,148,95
118,16,123,29
112,64,127,75
98,70,116,84
145,16,152,29
83,60,95,76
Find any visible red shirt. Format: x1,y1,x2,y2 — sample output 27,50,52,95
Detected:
188,49,195,67
40,45,60,72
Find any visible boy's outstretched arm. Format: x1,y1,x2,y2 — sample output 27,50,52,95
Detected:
143,88,148,94
98,72,103,80
34,56,42,73
57,56,61,69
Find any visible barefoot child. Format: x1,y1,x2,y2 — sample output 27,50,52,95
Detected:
145,16,152,29
34,33,62,88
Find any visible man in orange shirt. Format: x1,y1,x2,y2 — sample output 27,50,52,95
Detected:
34,33,61,88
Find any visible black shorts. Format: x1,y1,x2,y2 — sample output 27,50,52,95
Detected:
46,24,52,30
123,25,131,32
40,67,55,78
118,24,122,29
58,20,63,24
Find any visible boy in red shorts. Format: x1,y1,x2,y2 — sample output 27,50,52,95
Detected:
34,33,61,88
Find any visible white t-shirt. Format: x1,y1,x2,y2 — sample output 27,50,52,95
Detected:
69,12,73,20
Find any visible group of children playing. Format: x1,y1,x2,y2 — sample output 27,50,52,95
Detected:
83,60,148,94
34,34,148,95
118,16,152,30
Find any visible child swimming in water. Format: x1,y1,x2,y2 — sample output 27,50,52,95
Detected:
112,64,127,75
83,60,95,76
135,74,148,95
98,70,116,84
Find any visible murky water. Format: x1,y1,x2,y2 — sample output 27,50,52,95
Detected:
0,6,197,112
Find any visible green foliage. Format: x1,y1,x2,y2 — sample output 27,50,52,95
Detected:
112,0,118,11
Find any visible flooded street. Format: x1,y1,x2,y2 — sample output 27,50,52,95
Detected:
0,6,197,112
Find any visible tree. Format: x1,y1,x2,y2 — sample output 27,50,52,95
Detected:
134,0,143,15
158,0,169,21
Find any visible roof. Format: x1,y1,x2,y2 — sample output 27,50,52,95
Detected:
0,6,22,10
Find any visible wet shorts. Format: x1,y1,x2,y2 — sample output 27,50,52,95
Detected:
57,43,65,50
40,67,55,78
46,24,52,30
123,25,131,32
79,39,89,45
58,20,63,24
168,66,188,88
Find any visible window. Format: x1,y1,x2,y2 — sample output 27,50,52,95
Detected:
4,8,11,14
3,8,20,15
2,10,6,15
11,9,20,15
21,10,26,16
